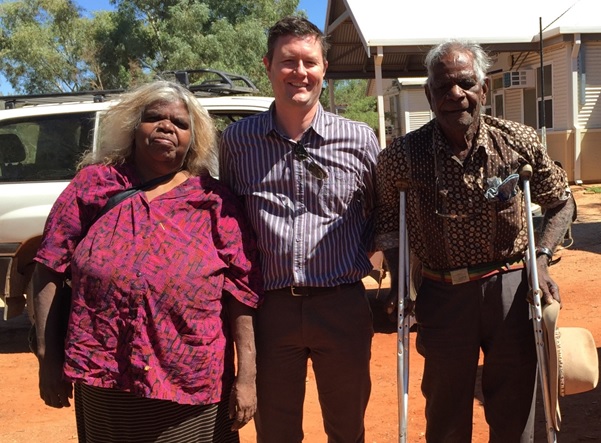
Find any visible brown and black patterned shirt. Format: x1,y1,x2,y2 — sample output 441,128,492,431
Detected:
375,116,570,270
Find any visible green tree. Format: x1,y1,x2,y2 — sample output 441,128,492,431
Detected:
321,79,378,131
110,0,299,94
83,9,153,90
0,0,301,95
0,0,90,93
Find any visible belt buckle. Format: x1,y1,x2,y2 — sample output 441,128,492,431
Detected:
449,268,470,285
291,286,308,296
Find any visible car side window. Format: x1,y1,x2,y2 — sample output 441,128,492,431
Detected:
0,112,96,182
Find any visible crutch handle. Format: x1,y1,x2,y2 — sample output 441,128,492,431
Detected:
395,180,410,191
519,164,533,180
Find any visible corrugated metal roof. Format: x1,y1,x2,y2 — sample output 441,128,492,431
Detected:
325,0,601,80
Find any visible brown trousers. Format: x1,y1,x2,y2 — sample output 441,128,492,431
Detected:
254,282,373,443
415,268,537,443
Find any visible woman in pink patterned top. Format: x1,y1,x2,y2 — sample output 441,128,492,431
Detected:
32,81,263,443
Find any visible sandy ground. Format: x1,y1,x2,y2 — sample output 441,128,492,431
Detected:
1,185,600,443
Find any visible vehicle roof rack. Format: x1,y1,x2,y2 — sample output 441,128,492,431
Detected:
1,69,259,109
161,69,259,96
1,89,125,109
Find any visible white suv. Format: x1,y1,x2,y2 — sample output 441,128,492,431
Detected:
0,74,273,320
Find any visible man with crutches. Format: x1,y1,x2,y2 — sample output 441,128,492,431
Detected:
375,40,575,442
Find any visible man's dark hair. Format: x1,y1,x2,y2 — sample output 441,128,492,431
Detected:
265,16,330,64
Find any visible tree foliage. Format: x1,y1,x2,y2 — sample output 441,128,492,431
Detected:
0,0,377,129
321,79,378,131
0,0,299,94
0,0,91,92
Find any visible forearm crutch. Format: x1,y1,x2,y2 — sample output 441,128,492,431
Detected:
521,165,558,443
397,189,410,443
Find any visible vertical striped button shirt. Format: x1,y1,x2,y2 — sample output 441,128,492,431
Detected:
219,104,381,291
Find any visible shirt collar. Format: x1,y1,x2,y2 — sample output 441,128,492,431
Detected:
431,115,490,159
263,102,326,142
309,104,327,140
263,102,278,136
475,115,494,157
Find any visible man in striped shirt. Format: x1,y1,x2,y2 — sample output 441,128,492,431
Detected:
219,16,380,443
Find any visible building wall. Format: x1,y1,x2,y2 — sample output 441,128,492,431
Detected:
579,41,601,129
580,129,601,182
403,88,432,134
550,45,570,131
520,43,570,131
504,90,523,123
546,131,573,179
511,41,601,182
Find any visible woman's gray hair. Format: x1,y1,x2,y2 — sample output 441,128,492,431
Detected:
79,80,217,176
425,40,492,85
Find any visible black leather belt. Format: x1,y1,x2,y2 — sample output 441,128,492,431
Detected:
270,282,360,296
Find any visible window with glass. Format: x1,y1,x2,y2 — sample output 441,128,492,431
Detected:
536,64,553,129
0,113,96,182
494,94,504,119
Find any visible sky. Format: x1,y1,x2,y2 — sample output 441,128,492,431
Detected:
75,0,326,28
0,0,327,95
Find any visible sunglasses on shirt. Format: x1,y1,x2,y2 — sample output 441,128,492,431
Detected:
294,142,329,180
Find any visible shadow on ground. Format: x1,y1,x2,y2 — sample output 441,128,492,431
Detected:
0,309,32,354
570,221,601,254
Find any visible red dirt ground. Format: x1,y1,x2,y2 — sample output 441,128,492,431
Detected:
1,185,599,443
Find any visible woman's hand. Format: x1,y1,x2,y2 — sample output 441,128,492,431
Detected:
33,263,72,408
226,294,257,430
38,353,72,408
229,377,256,430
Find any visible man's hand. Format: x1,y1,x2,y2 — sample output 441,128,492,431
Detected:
384,278,415,323
229,377,257,430
536,256,562,306
382,249,418,323
384,278,399,317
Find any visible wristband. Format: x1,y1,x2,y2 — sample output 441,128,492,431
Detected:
535,246,554,263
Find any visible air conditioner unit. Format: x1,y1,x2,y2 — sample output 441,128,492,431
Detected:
503,70,535,89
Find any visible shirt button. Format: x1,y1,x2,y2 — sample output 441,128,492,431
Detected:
144,365,151,371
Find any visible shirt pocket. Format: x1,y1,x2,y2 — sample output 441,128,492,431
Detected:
494,189,524,240
318,170,359,214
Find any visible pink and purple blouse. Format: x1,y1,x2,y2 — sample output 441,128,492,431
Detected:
35,164,263,406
